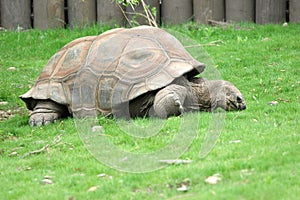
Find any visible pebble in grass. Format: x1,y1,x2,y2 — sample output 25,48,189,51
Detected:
0,101,8,105
0,107,24,121
42,175,53,185
88,186,99,192
268,101,278,106
92,126,104,132
205,174,222,185
176,181,190,192
97,173,113,179
0,109,12,121
7,67,16,71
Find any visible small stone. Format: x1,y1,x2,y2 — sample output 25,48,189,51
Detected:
42,179,53,185
97,173,106,178
25,167,32,171
205,174,222,185
176,184,189,192
0,101,8,105
229,140,241,144
176,179,190,192
8,151,18,156
7,67,16,71
268,101,278,106
44,175,52,179
91,126,103,132
88,186,99,192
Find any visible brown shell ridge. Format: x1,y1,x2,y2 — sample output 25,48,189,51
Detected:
81,35,102,73
118,34,170,81
117,31,198,101
20,37,97,110
119,46,170,79
48,37,97,105
81,33,147,105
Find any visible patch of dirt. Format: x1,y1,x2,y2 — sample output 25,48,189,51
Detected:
0,107,26,121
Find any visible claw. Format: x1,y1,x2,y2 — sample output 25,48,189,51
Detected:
44,120,51,126
29,119,35,127
35,120,43,127
29,112,60,126
174,98,184,115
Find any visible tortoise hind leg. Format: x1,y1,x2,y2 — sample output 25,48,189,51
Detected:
29,100,69,126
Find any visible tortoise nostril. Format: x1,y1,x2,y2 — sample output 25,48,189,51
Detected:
237,96,243,103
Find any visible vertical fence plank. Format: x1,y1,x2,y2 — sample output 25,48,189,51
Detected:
290,0,300,22
161,0,193,24
256,0,286,24
33,0,65,30
97,0,125,26
226,0,254,22
193,0,225,23
0,0,31,30
126,0,160,26
68,0,96,28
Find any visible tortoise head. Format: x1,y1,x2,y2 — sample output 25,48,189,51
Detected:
223,81,246,111
190,78,246,112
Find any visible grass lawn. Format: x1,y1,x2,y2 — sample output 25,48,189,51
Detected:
0,23,299,199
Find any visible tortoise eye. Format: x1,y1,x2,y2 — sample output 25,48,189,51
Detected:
237,96,243,103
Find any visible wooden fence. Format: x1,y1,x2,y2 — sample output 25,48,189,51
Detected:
0,0,299,30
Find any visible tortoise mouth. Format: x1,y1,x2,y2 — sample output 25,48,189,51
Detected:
238,104,246,110
228,99,246,111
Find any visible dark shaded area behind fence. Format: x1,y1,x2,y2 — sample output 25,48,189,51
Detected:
0,0,299,30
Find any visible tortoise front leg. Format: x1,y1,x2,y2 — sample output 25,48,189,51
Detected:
153,84,188,118
29,101,68,126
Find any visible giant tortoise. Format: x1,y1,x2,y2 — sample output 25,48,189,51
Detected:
20,26,246,126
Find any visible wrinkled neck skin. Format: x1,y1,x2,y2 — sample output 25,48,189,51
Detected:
187,78,228,112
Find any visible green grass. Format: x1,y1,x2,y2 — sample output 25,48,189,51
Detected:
0,23,299,199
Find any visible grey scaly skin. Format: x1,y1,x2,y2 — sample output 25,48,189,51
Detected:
152,77,246,118
29,101,68,126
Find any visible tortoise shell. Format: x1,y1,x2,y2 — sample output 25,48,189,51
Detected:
20,26,205,116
